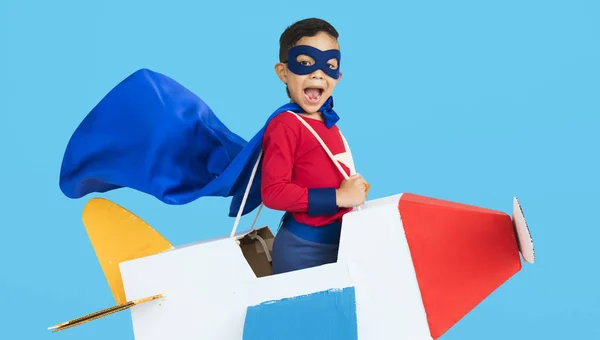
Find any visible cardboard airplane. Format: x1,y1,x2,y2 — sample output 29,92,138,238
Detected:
48,191,534,339
50,68,535,339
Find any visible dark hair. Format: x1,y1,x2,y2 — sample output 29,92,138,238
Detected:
279,18,339,62
279,18,339,97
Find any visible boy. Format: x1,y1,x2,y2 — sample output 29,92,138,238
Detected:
261,18,369,274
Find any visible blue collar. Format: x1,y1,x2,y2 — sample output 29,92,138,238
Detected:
282,95,339,129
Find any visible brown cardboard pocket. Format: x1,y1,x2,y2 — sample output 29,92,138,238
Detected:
237,226,274,278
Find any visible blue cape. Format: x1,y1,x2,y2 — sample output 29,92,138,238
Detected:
59,68,339,217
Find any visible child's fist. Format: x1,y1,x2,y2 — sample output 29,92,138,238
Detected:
336,174,369,208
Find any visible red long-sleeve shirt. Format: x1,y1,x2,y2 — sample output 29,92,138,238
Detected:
260,110,354,227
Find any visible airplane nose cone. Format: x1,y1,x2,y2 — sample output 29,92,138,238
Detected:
398,193,524,339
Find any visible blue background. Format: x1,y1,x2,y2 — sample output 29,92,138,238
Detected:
1,0,598,339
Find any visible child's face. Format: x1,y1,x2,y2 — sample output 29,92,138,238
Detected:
275,31,342,114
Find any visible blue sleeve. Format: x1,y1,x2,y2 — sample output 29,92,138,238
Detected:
307,188,338,216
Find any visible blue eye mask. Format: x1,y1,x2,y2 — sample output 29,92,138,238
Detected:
286,45,341,79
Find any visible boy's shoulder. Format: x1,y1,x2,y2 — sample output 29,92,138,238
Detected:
265,110,341,140
265,110,303,133
269,110,299,124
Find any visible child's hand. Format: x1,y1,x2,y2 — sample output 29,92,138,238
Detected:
336,174,369,208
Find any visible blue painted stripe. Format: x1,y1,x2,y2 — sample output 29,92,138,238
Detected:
243,287,358,340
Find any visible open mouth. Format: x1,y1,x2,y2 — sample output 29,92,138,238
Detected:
303,87,324,104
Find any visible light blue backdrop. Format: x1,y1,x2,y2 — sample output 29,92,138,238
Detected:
1,0,598,339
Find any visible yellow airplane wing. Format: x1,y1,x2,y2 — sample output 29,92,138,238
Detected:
82,197,174,304
48,197,173,332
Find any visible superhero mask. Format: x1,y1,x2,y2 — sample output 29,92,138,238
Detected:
286,45,341,79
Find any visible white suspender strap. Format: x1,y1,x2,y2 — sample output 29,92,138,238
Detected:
229,149,264,238
288,111,350,180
